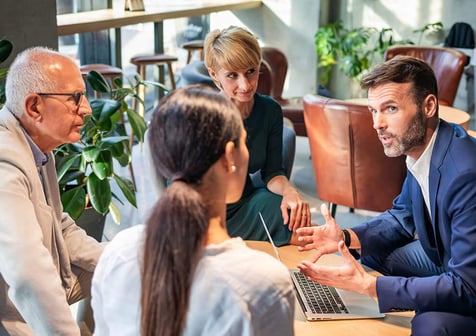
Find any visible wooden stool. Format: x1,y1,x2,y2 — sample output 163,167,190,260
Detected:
130,54,178,91
80,64,122,98
130,54,177,121
182,40,204,64
130,54,176,110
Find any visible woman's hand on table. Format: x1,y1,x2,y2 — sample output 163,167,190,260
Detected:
281,186,311,231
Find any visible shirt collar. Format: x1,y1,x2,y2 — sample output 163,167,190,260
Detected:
406,121,439,174
21,126,49,168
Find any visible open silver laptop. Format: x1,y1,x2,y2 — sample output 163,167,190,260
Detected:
258,212,384,321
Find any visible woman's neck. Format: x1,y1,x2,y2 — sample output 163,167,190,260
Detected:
223,92,254,119
204,216,230,245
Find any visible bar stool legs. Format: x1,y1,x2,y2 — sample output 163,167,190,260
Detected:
129,54,178,165
181,40,204,64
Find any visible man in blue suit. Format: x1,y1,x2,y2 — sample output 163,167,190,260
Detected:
297,56,476,335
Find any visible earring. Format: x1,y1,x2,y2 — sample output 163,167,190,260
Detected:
231,165,236,173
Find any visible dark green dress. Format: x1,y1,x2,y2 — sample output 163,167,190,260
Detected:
226,94,292,246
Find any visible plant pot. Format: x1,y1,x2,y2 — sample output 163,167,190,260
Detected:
76,207,106,242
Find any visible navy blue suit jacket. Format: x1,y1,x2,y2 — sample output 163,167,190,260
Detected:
353,120,476,313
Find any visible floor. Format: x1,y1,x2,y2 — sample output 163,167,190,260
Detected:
102,134,379,242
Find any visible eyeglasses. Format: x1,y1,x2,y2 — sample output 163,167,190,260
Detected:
37,92,85,106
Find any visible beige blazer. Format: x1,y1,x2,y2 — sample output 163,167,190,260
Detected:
0,107,104,335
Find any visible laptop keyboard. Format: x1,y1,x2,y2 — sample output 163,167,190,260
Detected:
294,272,349,314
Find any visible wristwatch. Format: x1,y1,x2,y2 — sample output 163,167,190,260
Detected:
342,229,351,247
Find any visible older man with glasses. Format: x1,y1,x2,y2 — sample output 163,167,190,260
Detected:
0,47,103,335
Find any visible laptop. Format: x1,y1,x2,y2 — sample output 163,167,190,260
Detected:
258,212,385,321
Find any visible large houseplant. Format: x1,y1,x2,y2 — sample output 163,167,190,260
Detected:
0,38,13,108
315,21,443,88
54,70,153,225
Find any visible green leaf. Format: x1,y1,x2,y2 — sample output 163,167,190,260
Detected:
101,135,129,146
83,146,100,162
87,173,111,215
87,70,110,93
0,39,13,63
59,170,84,186
0,68,8,78
113,76,123,89
61,186,87,220
56,152,81,181
113,174,137,208
91,150,113,180
114,151,131,167
126,108,148,143
110,141,131,167
90,99,121,124
142,80,170,95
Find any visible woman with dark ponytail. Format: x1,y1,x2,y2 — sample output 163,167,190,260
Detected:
91,85,295,336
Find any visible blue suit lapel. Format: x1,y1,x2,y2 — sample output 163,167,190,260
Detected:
414,121,457,266
409,173,442,265
429,121,450,222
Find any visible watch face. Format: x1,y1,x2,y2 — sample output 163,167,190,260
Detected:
343,229,351,247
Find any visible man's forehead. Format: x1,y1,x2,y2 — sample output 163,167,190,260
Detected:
368,82,413,105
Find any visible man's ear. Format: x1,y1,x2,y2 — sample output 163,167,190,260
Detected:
24,94,42,121
423,94,438,118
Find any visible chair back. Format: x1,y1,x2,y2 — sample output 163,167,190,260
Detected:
262,47,288,103
303,94,406,212
257,60,273,96
384,45,468,106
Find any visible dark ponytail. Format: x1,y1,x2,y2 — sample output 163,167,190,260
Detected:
141,182,207,336
140,85,242,336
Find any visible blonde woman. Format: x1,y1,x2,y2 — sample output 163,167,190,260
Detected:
204,26,311,246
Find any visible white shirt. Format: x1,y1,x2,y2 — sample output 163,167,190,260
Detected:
406,123,440,216
92,224,295,336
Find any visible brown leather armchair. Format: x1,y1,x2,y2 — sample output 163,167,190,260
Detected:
303,94,407,216
385,45,469,106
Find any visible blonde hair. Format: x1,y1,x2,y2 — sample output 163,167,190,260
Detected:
204,26,261,73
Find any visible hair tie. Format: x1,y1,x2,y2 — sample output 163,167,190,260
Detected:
170,174,186,183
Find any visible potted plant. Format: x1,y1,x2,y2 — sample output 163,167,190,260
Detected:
315,22,412,88
54,70,158,234
0,38,13,108
315,21,442,95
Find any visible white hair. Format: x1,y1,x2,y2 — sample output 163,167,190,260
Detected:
5,47,77,117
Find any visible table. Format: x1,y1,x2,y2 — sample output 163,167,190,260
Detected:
57,0,263,36
245,241,413,336
57,0,262,68
345,98,470,130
